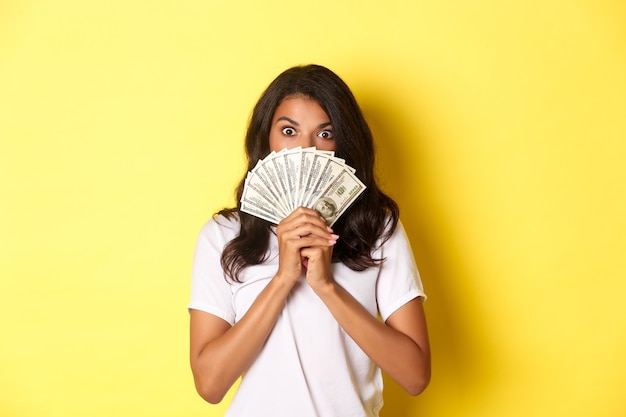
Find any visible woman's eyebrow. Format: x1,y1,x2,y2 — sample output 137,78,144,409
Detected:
276,116,299,126
275,117,332,129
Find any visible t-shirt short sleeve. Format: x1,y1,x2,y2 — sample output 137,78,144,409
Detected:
188,217,237,325
376,220,426,322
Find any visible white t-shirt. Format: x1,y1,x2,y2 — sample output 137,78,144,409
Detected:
188,215,426,417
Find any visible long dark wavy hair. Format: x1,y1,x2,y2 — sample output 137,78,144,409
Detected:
218,64,399,282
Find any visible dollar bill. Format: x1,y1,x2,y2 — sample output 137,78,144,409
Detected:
303,155,352,208
299,151,332,207
251,151,291,216
240,147,366,225
283,147,305,211
240,174,285,223
310,167,366,226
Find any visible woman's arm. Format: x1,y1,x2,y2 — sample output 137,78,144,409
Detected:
302,240,430,395
190,208,337,403
189,275,295,404
313,284,430,395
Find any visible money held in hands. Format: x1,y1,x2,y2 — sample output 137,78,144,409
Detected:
241,147,366,226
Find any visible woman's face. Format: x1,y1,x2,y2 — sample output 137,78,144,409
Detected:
269,96,336,152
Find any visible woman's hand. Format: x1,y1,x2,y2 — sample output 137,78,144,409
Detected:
275,207,338,286
301,240,335,291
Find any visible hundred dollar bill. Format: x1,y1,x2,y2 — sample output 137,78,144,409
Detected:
267,150,292,212
296,148,314,206
242,172,286,215
251,152,290,216
297,148,337,206
303,155,351,208
282,147,304,211
240,175,284,223
241,200,282,224
300,151,333,208
311,167,366,226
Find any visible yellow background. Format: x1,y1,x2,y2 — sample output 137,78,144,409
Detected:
2,1,625,416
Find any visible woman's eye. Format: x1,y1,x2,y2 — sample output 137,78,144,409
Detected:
318,130,334,139
281,127,296,136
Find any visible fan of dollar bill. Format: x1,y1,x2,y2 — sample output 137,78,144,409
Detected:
241,147,366,226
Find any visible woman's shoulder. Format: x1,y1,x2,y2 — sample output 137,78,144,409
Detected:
213,211,241,226
374,215,407,251
379,212,403,237
198,211,241,241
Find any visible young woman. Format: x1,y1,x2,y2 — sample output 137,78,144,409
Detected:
189,64,430,416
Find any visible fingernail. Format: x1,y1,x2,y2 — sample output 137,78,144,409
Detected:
330,234,339,240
